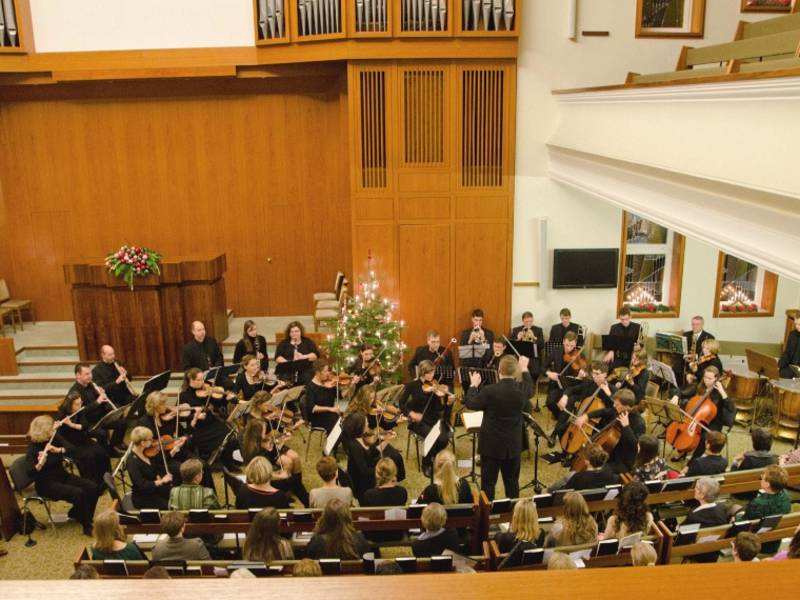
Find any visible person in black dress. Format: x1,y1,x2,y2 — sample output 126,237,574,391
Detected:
548,308,584,346
676,316,715,384
55,393,111,486
603,306,642,370
67,363,126,454
274,321,319,386
572,388,646,474
92,345,136,407
551,361,613,446
459,308,494,369
341,412,405,502
181,321,233,390
685,339,724,387
465,355,532,500
509,311,545,380
304,359,341,434
25,415,101,535
235,456,293,509
494,499,542,568
399,361,454,476
779,316,800,379
233,354,277,402
614,349,650,405
408,330,455,388
127,426,173,510
544,332,587,420
669,366,733,461
232,319,269,373
179,368,240,470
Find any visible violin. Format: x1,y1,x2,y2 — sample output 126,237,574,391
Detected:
422,381,453,398
571,418,623,473
363,428,397,447
144,434,186,458
264,405,295,426
322,373,354,388
196,384,226,400
562,349,588,374
665,386,717,453
560,385,607,455
370,400,402,423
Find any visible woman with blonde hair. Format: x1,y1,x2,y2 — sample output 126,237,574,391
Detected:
361,457,408,507
243,507,293,563
127,425,173,509
631,541,658,566
235,456,292,509
90,509,145,560
305,498,371,559
25,415,100,536
544,492,598,547
495,498,541,568
417,449,472,505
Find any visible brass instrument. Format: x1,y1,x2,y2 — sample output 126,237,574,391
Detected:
115,361,138,397
520,326,536,342
469,327,487,345
636,321,649,351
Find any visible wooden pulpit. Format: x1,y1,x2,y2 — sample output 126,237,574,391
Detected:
64,254,228,375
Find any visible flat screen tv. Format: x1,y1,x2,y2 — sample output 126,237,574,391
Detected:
552,249,618,289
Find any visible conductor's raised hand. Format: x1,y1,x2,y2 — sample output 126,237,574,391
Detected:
518,355,530,371
469,371,482,388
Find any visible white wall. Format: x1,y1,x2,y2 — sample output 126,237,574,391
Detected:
30,0,254,52
512,0,799,343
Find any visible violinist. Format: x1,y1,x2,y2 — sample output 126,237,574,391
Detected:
341,411,405,502
344,384,402,432
233,319,269,373
685,339,723,386
669,366,733,461
179,368,241,471
275,321,319,385
510,311,545,379
409,330,455,389
678,316,715,383
614,349,650,404
304,359,341,434
233,354,278,402
127,426,173,510
25,415,101,536
181,321,233,390
67,363,126,456
603,307,642,370
55,392,111,486
779,315,800,378
92,345,136,407
399,360,453,476
345,343,381,392
459,308,494,368
544,332,586,420
241,390,276,427
465,355,532,500
548,308,584,346
572,389,645,474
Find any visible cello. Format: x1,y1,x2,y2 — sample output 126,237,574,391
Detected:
571,417,623,473
665,386,716,453
560,385,608,455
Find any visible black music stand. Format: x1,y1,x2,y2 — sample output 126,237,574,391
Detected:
746,349,781,427
602,335,635,363
275,359,310,386
520,413,547,494
89,405,128,434
128,369,172,419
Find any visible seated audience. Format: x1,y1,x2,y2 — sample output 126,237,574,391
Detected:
741,465,791,521
683,478,728,527
631,541,658,566
69,565,100,580
151,511,210,561
229,568,256,579
732,427,777,472
309,456,353,509
168,458,220,510
293,558,323,577
495,498,541,569
142,566,171,579
235,457,292,509
417,450,472,505
361,457,409,507
547,552,577,570
602,481,653,540
778,446,800,467
632,434,668,482
682,431,728,477
411,503,460,558
90,509,145,561
544,492,598,548
243,507,294,563
305,498,371,560
770,524,800,561
733,532,761,563
549,444,619,492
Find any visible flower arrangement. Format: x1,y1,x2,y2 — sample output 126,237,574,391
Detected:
105,245,161,290
624,303,672,314
721,301,760,313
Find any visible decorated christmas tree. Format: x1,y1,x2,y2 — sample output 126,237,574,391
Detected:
323,261,406,383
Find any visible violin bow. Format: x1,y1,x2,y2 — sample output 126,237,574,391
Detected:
561,407,601,435
153,419,171,474
647,397,713,434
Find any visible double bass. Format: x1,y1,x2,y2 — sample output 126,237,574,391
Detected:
665,386,716,453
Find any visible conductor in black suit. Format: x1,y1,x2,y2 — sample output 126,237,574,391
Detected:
509,311,545,379
603,306,641,370
464,355,533,501
779,316,800,379
181,321,233,390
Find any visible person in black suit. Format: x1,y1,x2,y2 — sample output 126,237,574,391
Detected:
548,308,584,347
682,430,728,477
67,363,126,454
732,426,777,472
551,361,612,447
779,316,800,379
92,345,136,407
681,477,729,563
408,330,455,385
464,355,532,500
459,308,494,369
181,321,233,390
544,332,587,421
675,316,715,384
509,311,545,380
603,306,641,370
411,503,461,558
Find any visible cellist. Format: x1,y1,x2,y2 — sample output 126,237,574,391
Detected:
669,366,733,462
572,389,645,474
549,361,611,451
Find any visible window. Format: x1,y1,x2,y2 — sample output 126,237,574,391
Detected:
713,252,778,317
617,212,685,318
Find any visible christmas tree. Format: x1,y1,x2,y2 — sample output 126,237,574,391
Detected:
323,263,406,383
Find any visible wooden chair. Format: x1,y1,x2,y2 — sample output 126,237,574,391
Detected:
314,284,347,331
0,307,13,335
0,279,33,330
313,271,346,303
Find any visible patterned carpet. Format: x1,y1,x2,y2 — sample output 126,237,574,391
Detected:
0,396,795,580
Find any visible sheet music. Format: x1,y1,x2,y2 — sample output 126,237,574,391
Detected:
423,420,442,457
459,344,489,359
324,418,343,456
461,411,483,431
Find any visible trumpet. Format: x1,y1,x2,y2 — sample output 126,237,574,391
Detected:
520,327,536,342
115,361,138,397
470,327,487,345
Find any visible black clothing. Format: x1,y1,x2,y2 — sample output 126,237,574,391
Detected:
344,438,406,501
618,367,650,403
304,381,340,434
182,336,224,371
345,357,381,392
55,407,111,486
411,528,460,557
459,327,495,368
675,387,732,433
408,345,455,382
361,486,408,507
682,503,729,563
235,485,292,509
685,454,728,478
557,466,620,491
779,330,800,378
509,325,545,377
607,321,642,369
685,330,715,359
232,372,266,402
233,334,269,372
733,451,777,472
585,405,646,474
495,534,539,569
66,382,125,449
548,322,583,346
305,531,371,560
553,379,614,443
688,356,724,385
544,351,585,419
178,388,238,467
92,361,135,406
274,337,318,385
399,379,451,468
127,452,170,510
136,413,212,488
25,441,101,531
418,478,473,505
481,350,510,371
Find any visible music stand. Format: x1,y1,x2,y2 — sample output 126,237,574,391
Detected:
507,340,535,360
655,332,686,355
460,411,483,483
275,359,310,385
324,419,343,457
644,398,683,454
601,335,635,359
89,404,129,434
520,413,547,494
746,349,780,428
128,369,172,419
423,421,443,483
458,344,489,362
648,359,678,389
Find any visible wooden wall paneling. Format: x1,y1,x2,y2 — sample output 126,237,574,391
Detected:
398,223,452,347
0,338,17,375
110,286,166,375
71,286,113,363
352,222,398,305
454,196,509,219
160,283,186,373
398,195,450,221
0,0,33,54
398,63,448,168
353,196,394,220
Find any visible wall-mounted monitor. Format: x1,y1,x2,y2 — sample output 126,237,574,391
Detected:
552,249,619,289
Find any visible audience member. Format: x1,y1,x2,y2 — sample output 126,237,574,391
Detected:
544,492,598,548
243,507,294,563
236,457,292,509
151,511,211,561
733,532,761,562
602,481,653,540
631,541,658,566
309,456,353,509
417,450,472,505
411,503,460,557
90,509,145,561
305,499,371,560
495,498,541,569
168,458,220,510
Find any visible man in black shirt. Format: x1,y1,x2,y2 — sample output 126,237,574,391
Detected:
603,306,641,370
548,308,584,347
181,321,232,390
509,311,545,380
779,316,800,378
408,330,455,386
681,477,729,563
92,345,136,407
732,427,777,472
67,363,126,454
676,316,715,383
682,430,728,477
459,308,494,369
